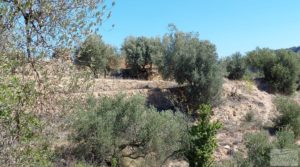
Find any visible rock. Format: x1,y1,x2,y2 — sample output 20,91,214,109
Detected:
120,157,146,167
164,160,189,167
224,145,231,150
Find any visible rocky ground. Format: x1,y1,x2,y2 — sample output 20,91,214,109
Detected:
212,79,278,161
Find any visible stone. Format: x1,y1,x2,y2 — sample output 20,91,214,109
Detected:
224,145,231,150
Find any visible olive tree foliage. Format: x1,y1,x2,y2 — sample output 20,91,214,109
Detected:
158,25,222,108
74,34,112,78
105,45,120,72
0,0,115,58
122,36,162,79
246,48,276,71
70,95,189,166
247,48,300,94
226,52,246,80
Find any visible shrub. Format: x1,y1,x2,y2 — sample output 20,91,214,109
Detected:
275,128,296,149
70,95,189,166
74,34,110,78
244,131,273,167
226,52,246,80
246,48,300,94
246,48,275,71
235,129,296,167
185,104,222,167
122,36,162,79
275,97,300,137
267,50,299,94
245,111,255,122
159,26,222,108
233,153,254,167
217,57,230,78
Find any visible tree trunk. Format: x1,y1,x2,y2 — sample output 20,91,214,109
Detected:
24,14,32,58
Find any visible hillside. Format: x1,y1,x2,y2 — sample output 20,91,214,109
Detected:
51,74,279,163
25,59,282,164
3,55,300,166
11,54,300,166
2,1,300,166
213,79,277,161
89,78,279,162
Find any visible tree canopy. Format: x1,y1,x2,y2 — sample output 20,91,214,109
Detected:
75,34,112,78
0,0,115,57
122,36,162,79
159,26,222,107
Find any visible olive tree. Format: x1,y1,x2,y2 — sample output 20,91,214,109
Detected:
71,95,189,166
75,34,111,78
0,0,115,58
105,45,120,74
226,52,246,80
122,36,162,79
159,26,222,108
246,48,299,94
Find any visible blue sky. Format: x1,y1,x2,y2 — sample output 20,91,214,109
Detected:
99,0,300,57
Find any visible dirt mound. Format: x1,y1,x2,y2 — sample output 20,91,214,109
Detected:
212,79,278,161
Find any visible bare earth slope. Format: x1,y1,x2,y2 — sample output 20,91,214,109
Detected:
213,79,277,161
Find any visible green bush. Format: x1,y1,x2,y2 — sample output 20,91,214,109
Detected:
246,48,300,94
228,129,298,167
217,57,230,78
244,111,255,122
275,128,296,149
75,34,111,78
226,52,246,80
159,26,222,108
244,131,273,167
185,104,222,167
70,95,189,166
246,48,275,71
122,36,162,79
234,129,296,167
275,97,300,137
267,50,299,94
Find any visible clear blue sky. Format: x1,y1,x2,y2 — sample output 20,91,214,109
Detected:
99,0,300,57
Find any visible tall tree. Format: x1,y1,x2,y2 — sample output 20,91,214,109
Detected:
122,36,162,79
0,0,115,58
159,25,222,108
75,34,110,78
